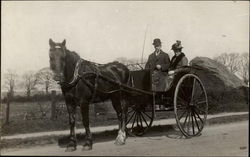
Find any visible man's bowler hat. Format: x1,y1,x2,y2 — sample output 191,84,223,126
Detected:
152,38,162,46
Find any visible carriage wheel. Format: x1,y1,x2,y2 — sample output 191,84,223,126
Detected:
174,74,208,137
126,102,154,136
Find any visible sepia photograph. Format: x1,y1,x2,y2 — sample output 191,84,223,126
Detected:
1,1,249,156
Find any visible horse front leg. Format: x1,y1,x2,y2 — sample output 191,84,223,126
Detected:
80,102,93,151
65,103,77,152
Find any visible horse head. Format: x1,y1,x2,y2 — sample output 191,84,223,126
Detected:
49,38,67,82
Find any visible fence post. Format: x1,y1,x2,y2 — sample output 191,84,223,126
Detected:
51,90,56,120
5,92,11,125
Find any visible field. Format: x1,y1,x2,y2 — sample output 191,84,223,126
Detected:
1,98,248,136
0,100,121,136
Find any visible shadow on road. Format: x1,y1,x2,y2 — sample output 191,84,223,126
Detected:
142,124,186,139
58,124,190,148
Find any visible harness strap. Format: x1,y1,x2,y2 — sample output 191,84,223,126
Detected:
89,72,100,103
68,59,82,85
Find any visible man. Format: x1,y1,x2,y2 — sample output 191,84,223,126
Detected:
145,38,170,91
168,40,188,75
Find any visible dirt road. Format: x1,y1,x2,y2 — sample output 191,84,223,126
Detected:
1,121,248,156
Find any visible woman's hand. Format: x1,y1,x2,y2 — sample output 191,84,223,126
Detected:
156,64,161,70
168,70,175,75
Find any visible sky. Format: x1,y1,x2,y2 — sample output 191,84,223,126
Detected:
1,1,249,76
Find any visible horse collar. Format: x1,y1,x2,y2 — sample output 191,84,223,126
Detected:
58,59,82,88
68,59,83,85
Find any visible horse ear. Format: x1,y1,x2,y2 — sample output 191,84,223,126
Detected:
49,38,55,47
62,39,66,46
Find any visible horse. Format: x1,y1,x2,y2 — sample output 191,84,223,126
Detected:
49,39,131,151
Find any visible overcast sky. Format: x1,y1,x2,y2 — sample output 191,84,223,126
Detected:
1,1,249,75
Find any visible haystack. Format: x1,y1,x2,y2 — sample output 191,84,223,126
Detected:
190,57,248,113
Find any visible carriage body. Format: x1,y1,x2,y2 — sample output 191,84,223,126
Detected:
129,66,197,108
126,66,208,137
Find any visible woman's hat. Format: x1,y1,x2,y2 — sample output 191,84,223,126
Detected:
171,40,183,50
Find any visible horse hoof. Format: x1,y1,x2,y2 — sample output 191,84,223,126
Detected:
65,146,77,152
82,145,92,151
114,139,125,146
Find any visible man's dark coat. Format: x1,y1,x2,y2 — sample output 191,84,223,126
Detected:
145,50,170,91
145,50,170,73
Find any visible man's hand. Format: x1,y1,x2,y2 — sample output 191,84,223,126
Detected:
168,70,175,75
156,64,161,70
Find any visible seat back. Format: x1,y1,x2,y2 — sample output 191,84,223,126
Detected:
130,70,151,91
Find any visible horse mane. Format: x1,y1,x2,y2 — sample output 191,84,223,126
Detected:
65,48,122,68
65,49,80,61
63,49,81,81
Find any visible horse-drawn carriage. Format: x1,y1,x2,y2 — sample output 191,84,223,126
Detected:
49,39,208,151
125,66,208,137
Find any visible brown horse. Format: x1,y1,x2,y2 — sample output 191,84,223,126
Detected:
49,39,131,151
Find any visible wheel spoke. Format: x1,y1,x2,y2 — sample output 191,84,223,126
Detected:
179,87,187,98
191,109,195,135
139,113,144,127
136,112,139,127
127,108,134,114
141,111,153,120
176,105,187,112
187,110,191,133
182,110,189,130
193,108,204,124
196,100,207,105
131,113,137,129
177,104,187,108
178,109,187,120
177,97,188,106
191,78,196,103
140,112,149,127
126,111,136,125
193,110,201,131
194,106,206,114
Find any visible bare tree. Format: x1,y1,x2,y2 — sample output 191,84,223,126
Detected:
238,53,249,85
3,69,18,98
35,67,57,95
213,52,240,74
213,53,228,65
22,71,37,98
227,53,240,73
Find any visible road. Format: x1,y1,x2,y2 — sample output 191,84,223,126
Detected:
1,121,248,156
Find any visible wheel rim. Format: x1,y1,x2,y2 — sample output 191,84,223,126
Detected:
174,74,208,137
126,103,154,136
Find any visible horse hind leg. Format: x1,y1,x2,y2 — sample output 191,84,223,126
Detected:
112,97,127,146
80,102,93,151
111,98,122,130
